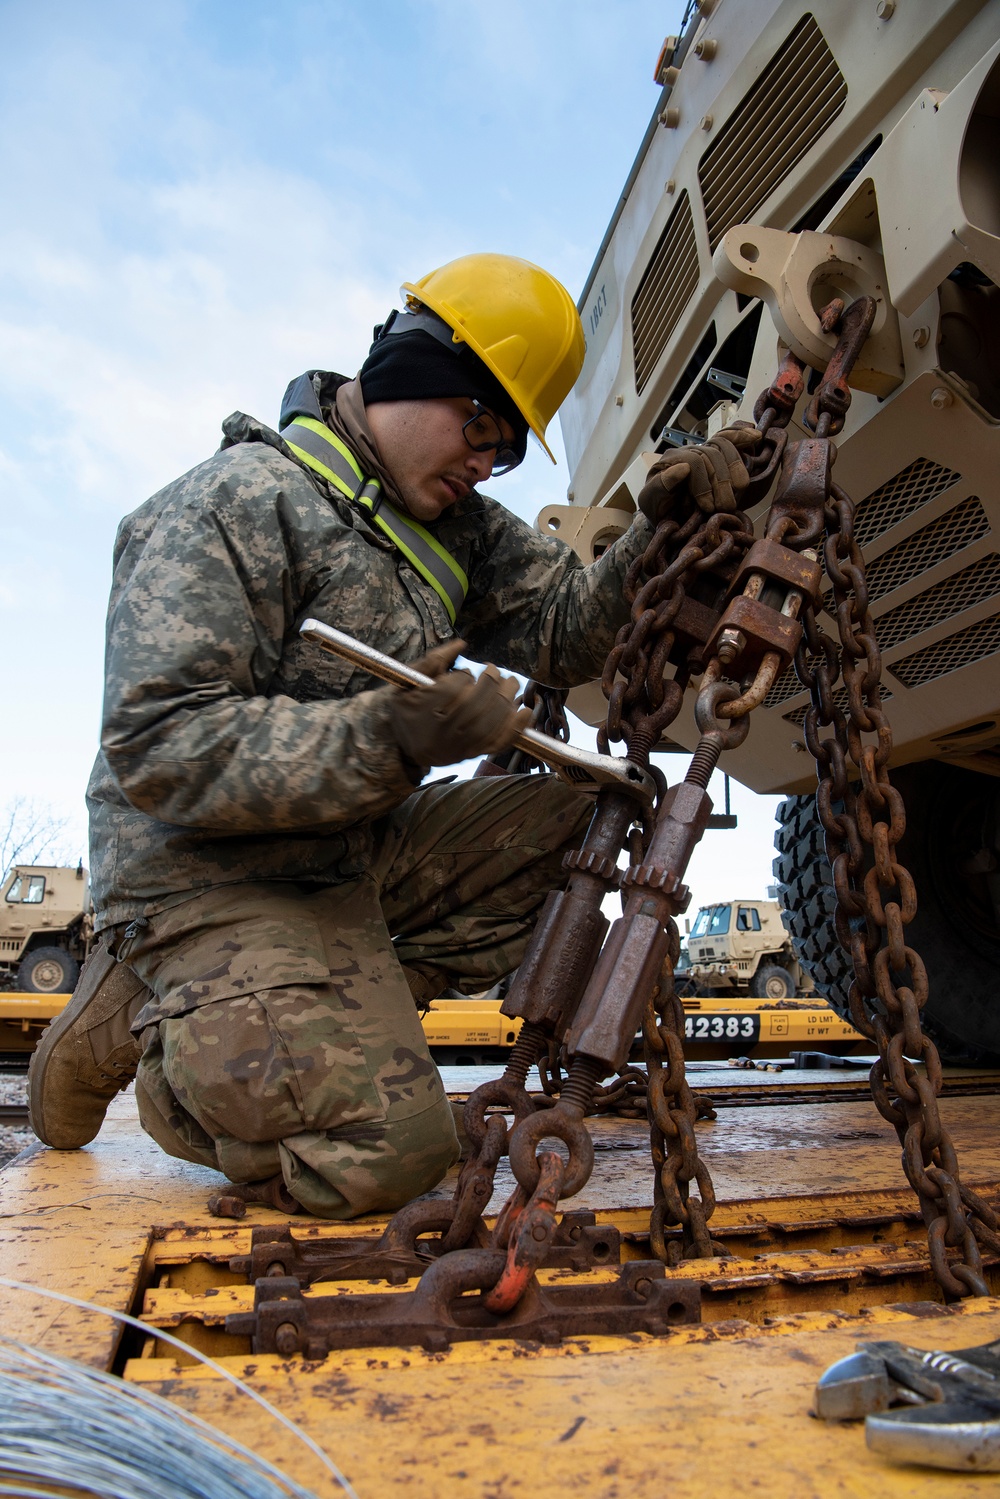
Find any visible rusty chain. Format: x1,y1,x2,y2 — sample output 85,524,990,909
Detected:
548,292,999,1297
588,362,803,1261
475,681,570,779
379,293,997,1309
796,425,1000,1299
441,322,831,1275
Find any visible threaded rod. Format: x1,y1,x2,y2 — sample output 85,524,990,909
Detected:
685,734,723,790
503,1021,546,1086
560,1055,604,1117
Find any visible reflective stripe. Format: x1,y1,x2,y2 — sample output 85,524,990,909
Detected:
280,416,380,506
280,418,469,624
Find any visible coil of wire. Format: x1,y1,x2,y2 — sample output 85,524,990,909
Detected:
0,1334,321,1499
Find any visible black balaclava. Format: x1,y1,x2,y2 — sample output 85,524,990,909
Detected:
358,308,529,466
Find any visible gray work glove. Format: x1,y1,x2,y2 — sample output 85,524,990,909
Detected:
637,425,763,524
392,639,532,769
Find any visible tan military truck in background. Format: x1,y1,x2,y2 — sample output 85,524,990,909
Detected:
0,863,91,993
682,897,813,999
548,0,1000,1061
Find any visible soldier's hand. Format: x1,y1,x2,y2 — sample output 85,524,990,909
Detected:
392,639,532,768
637,424,763,525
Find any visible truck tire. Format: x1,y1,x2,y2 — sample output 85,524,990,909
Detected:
773,763,1000,1063
749,964,795,1000
773,796,853,1015
17,946,80,995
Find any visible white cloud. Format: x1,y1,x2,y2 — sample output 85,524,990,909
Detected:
0,164,424,518
0,0,790,911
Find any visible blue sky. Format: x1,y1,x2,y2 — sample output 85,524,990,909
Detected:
1,0,781,914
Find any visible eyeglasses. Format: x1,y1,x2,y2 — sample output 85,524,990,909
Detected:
461,401,522,476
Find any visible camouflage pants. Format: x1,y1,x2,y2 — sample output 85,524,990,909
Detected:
121,775,591,1218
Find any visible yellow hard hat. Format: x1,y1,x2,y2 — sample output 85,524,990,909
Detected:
401,253,585,463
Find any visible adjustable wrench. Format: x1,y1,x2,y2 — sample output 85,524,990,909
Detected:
299,619,656,805
815,1337,1000,1471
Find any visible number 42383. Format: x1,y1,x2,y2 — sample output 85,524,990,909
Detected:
684,1014,760,1041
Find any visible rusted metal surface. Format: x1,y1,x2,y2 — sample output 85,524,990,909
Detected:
369,298,1000,1312
227,1209,620,1288
484,1152,567,1313
775,299,1000,1299
223,1256,701,1356
123,1297,1000,1498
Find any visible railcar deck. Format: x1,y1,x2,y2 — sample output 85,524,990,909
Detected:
2,1067,1000,1495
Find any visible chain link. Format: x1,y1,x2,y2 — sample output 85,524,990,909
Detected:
592,446,764,1260
800,474,1000,1298
379,293,998,1308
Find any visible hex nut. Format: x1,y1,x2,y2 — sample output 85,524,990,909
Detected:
274,1321,300,1355
930,386,953,409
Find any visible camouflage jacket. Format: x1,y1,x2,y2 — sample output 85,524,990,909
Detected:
87,376,653,929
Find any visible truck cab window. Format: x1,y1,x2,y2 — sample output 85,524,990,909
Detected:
23,877,46,904
4,877,23,903
691,903,731,938
737,907,761,932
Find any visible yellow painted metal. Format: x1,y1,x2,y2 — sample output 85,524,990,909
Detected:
420,997,523,1048
681,995,863,1057
112,1301,1000,1497
0,994,69,1019
3,1089,1000,1495
421,994,861,1058
0,993,70,1054
0,991,859,1062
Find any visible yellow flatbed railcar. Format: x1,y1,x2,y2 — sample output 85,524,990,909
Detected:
3,1074,1000,1495
0,990,866,1067
423,994,864,1062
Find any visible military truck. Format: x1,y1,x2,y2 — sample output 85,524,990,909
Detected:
684,897,812,999
0,863,91,993
547,0,1000,1061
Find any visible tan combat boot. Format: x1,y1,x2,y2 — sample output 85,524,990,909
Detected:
28,937,152,1149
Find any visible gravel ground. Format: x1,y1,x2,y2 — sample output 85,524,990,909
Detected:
0,1073,32,1168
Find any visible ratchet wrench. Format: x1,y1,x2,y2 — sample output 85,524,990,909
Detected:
299,619,656,805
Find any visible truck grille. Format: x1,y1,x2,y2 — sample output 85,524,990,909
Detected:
772,547,1000,710
874,554,1000,652
698,14,847,253
765,665,816,710
782,681,892,729
861,496,990,601
854,457,961,550
889,614,1000,689
631,191,699,393
818,494,990,610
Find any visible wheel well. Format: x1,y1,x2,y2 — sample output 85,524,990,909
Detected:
20,932,71,957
